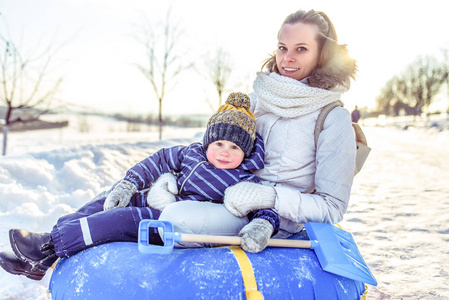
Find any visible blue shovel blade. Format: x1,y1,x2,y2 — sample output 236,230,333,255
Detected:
304,223,377,286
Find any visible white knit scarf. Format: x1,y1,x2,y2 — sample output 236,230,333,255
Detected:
253,72,344,118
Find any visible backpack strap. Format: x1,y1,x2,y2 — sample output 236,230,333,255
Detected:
314,100,344,149
314,100,371,176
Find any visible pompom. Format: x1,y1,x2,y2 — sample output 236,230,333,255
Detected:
226,92,250,109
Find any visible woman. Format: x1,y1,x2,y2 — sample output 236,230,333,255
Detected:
159,9,357,253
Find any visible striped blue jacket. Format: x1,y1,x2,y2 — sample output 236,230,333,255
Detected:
124,133,279,233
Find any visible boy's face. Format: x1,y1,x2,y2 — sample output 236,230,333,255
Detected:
206,140,245,169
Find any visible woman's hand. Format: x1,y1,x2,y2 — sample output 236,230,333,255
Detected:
239,218,274,253
224,182,276,217
103,180,137,210
147,173,178,211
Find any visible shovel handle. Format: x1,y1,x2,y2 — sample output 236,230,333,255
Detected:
180,233,312,249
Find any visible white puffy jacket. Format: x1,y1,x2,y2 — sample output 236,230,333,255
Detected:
249,92,356,237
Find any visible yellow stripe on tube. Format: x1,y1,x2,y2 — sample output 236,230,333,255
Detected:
229,246,264,300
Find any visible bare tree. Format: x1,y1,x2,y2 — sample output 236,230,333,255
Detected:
205,48,232,108
376,54,448,116
375,76,401,114
134,9,190,140
0,32,64,155
401,55,447,116
442,48,449,112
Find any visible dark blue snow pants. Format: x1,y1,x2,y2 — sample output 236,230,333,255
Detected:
51,190,162,258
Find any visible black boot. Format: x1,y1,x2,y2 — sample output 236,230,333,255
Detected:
0,251,47,280
9,229,58,272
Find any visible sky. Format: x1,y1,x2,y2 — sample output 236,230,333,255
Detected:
1,0,449,116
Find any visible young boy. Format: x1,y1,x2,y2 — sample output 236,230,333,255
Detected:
0,92,279,281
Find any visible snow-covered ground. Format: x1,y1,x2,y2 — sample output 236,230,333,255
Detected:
0,114,448,299
344,116,449,300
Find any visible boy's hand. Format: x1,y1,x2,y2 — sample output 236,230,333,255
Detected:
147,173,178,211
224,182,276,217
103,180,137,210
239,218,274,253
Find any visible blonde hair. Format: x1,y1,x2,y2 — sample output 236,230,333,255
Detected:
262,9,356,90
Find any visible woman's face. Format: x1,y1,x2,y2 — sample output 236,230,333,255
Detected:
276,22,320,81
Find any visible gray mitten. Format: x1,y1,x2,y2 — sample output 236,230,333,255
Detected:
224,182,276,217
147,173,178,211
103,180,137,210
239,218,274,253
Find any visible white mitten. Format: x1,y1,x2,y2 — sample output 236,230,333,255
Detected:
239,218,274,253
147,173,178,211
224,182,276,217
103,180,137,210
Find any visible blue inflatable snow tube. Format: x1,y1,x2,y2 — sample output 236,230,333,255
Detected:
48,232,367,299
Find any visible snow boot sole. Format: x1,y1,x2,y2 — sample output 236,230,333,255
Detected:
0,251,46,281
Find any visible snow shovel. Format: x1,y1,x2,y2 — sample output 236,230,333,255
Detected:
138,219,377,286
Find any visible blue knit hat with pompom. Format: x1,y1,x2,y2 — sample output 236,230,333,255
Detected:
203,92,256,156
